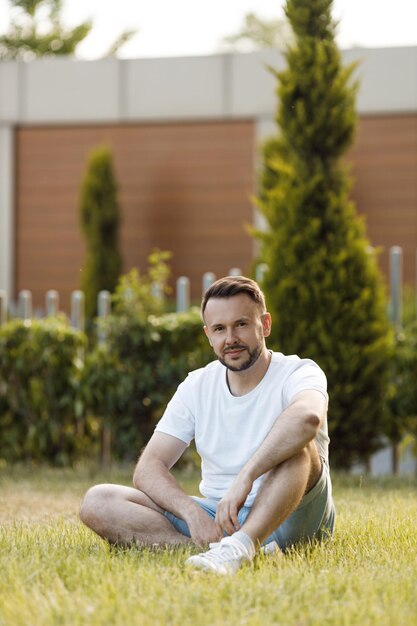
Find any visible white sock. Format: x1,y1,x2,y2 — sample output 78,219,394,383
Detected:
231,531,256,558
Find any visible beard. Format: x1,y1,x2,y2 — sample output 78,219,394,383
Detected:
218,342,263,372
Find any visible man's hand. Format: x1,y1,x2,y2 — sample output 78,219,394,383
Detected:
215,474,253,535
186,507,223,547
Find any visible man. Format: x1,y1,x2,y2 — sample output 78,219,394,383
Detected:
80,276,335,574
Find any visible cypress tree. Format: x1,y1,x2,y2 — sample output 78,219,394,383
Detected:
80,145,122,320
256,0,393,469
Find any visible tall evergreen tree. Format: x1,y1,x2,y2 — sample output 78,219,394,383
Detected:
80,146,122,320
256,0,393,469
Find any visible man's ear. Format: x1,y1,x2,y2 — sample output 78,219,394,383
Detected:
204,325,213,346
262,313,272,337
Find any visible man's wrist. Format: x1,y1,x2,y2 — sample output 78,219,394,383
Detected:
238,464,257,485
181,499,206,523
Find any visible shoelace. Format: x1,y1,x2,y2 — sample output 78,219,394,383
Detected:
209,540,279,555
198,539,246,564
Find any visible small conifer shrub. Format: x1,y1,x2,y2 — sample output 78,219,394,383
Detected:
79,145,122,320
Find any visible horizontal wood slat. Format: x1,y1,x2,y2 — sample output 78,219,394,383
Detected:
15,121,255,309
347,114,417,285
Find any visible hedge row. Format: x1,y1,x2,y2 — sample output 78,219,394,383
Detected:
0,316,89,465
0,284,416,467
0,307,212,465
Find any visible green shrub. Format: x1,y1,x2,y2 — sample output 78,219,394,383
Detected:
0,316,92,465
389,320,417,442
402,286,417,327
110,249,172,321
83,308,212,461
82,250,213,461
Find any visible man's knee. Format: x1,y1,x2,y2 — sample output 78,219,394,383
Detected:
294,442,320,467
79,483,116,531
275,443,321,489
79,483,159,533
298,442,322,491
280,444,315,471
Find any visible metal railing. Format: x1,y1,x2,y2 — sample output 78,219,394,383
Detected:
0,268,244,327
0,247,416,328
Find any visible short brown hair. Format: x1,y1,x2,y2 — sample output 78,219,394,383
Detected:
201,275,266,316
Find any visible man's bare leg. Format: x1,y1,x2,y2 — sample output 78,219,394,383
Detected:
240,442,322,547
185,443,324,572
79,484,191,546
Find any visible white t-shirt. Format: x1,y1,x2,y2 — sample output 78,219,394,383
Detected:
155,352,329,506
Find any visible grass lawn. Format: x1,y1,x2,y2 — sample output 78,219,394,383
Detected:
0,465,416,626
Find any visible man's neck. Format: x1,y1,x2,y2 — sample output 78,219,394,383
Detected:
226,348,272,397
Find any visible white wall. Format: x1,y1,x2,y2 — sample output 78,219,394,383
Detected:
0,125,14,295
124,55,227,120
1,47,416,126
345,47,417,114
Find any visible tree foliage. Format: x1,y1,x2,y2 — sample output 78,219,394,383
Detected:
79,145,122,320
388,320,417,444
0,0,136,60
255,0,393,469
222,12,293,52
0,0,91,60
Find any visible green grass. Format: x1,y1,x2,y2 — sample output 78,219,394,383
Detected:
1,466,416,626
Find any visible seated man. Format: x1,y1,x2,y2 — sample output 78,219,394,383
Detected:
80,276,335,575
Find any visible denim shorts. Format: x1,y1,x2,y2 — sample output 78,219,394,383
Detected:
164,462,335,551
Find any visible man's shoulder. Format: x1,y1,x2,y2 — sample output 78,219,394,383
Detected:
270,351,305,367
269,352,328,404
270,352,325,375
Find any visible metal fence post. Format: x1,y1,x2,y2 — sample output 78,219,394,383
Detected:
176,277,190,312
389,245,404,476
97,289,112,467
202,272,216,295
97,290,111,346
0,290,7,326
71,290,85,331
19,290,32,321
389,246,403,332
45,290,59,316
151,281,164,302
255,263,268,284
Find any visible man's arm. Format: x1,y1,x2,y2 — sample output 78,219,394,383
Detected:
215,389,326,534
133,431,222,546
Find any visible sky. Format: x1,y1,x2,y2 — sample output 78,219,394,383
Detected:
0,0,416,59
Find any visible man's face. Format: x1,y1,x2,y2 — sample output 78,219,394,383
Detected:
203,294,271,372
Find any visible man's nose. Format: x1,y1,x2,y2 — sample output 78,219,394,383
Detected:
225,328,238,344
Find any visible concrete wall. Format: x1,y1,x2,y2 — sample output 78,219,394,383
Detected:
0,125,14,297
1,46,417,293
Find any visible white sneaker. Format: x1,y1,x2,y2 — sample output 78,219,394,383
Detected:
260,540,282,556
185,536,253,575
